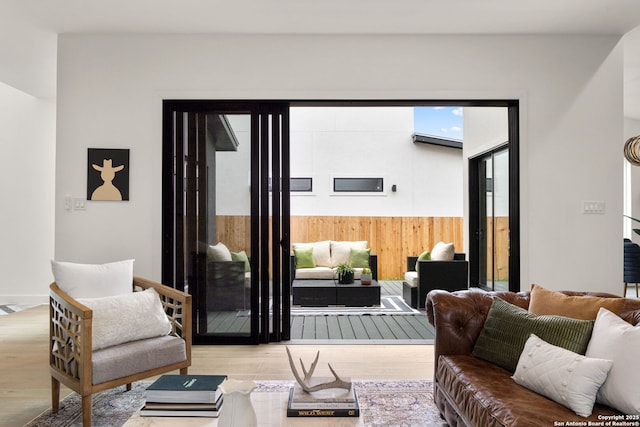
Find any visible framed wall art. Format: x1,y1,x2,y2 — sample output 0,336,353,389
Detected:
87,148,130,201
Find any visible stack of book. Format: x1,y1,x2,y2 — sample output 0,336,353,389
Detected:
140,374,227,417
286,378,360,418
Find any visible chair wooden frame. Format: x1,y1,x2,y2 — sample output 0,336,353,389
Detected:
49,276,192,426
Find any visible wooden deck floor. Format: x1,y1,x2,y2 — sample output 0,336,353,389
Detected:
207,281,435,343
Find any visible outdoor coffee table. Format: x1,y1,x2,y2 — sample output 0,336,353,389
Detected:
291,279,380,307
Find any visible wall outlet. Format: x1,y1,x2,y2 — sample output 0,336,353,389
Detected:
582,200,605,214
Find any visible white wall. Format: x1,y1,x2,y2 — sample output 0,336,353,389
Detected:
0,82,55,303
462,107,509,254
50,33,624,297
625,118,640,242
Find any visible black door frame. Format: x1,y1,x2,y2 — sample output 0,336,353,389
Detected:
468,102,520,292
162,100,290,344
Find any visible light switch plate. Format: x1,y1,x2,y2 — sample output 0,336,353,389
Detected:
582,200,605,214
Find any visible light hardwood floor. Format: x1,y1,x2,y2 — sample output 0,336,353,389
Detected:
0,305,435,427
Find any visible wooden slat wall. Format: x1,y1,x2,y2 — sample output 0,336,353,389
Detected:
215,215,466,279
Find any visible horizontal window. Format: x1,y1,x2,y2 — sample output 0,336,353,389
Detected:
333,177,383,193
269,177,313,192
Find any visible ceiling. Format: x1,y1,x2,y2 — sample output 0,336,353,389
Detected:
2,0,640,119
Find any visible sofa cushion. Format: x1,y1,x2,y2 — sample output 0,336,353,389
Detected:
471,297,594,372
293,241,331,267
330,241,367,266
51,259,134,298
529,284,625,320
293,247,316,269
207,242,232,262
404,271,418,287
78,288,172,350
293,267,335,280
586,308,640,414
512,334,612,417
231,250,251,272
415,250,431,270
436,355,620,427
92,335,186,385
430,242,455,261
349,247,371,268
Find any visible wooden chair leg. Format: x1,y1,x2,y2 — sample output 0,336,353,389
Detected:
624,282,628,297
51,377,60,413
180,367,189,375
81,394,92,427
126,383,132,391
636,283,639,298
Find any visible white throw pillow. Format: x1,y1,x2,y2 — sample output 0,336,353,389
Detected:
585,308,640,414
512,334,612,417
51,259,134,298
207,242,232,262
293,241,331,267
78,288,172,350
430,242,455,261
330,241,367,267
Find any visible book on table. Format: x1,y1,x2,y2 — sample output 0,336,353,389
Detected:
140,396,223,418
145,374,227,404
286,378,360,417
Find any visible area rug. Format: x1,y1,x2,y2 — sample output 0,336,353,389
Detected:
26,379,444,427
291,295,422,316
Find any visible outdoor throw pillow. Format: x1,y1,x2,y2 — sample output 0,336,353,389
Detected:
430,242,455,261
528,284,625,320
585,308,640,414
231,250,251,272
207,242,232,262
349,247,371,268
294,247,316,269
472,297,595,372
51,259,134,298
512,334,612,417
414,250,431,270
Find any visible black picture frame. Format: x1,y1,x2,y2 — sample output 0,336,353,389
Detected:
87,148,130,201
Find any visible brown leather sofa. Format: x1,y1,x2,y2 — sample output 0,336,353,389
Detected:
426,289,640,427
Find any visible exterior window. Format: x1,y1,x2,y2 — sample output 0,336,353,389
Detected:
269,177,313,192
333,177,383,193
290,177,312,192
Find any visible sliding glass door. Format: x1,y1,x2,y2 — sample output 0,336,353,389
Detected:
162,101,290,344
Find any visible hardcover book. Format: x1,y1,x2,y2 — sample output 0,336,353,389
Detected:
145,374,227,404
288,381,358,409
286,387,360,417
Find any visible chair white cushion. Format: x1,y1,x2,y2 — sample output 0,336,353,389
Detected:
512,334,612,417
51,259,134,298
78,288,172,350
294,266,335,280
585,308,640,414
330,241,367,267
430,242,455,261
207,242,232,262
404,271,418,287
293,241,331,267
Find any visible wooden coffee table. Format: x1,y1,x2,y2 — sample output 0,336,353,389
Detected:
291,279,380,307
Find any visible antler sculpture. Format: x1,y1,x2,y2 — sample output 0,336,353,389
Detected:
286,346,352,393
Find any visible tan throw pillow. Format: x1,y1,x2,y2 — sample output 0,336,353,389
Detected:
528,284,625,320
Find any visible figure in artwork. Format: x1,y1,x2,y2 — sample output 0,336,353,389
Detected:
90,159,125,200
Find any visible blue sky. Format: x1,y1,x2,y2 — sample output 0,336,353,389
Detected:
414,106,463,140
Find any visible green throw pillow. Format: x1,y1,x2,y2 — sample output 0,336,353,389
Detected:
471,297,594,373
349,248,371,268
294,247,315,269
231,250,251,272
415,250,431,270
